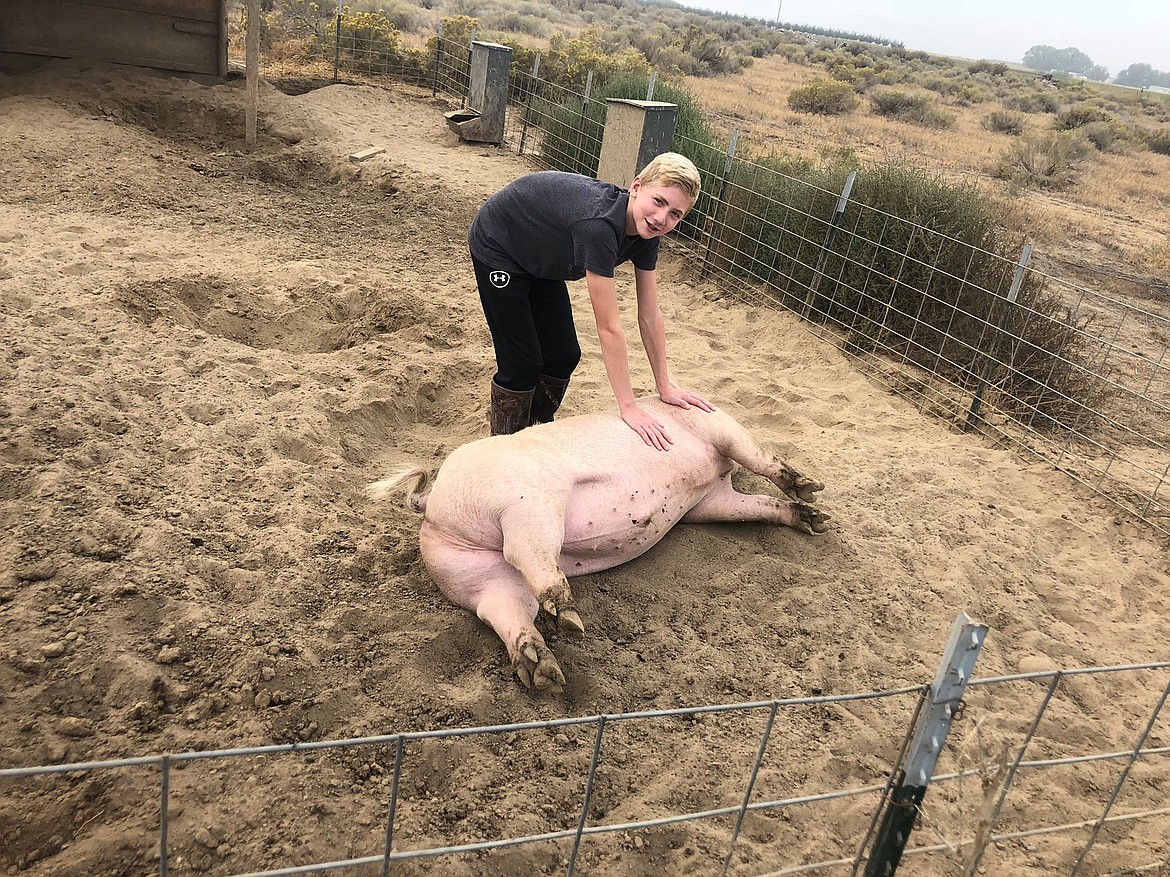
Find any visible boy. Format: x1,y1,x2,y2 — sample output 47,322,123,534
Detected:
468,151,713,450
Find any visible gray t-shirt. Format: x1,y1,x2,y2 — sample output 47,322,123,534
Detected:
468,171,659,280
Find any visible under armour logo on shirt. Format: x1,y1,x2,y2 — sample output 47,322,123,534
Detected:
489,271,510,288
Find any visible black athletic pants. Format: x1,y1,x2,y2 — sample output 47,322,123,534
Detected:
472,254,582,392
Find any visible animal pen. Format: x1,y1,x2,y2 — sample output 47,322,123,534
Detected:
485,58,1170,544
5,18,1169,877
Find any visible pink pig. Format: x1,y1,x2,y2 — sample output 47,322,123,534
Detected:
369,398,829,693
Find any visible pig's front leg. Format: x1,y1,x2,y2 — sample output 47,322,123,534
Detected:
499,503,585,635
681,475,831,534
711,417,825,504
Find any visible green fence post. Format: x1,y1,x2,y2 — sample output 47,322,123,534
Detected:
518,53,541,157
431,20,443,97
964,244,1032,432
863,613,987,876
459,26,477,110
802,169,856,320
573,70,594,175
699,132,738,280
332,0,342,82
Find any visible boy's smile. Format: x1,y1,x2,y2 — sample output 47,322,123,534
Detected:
626,180,694,239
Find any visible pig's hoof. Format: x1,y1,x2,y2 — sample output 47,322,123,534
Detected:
780,465,824,503
797,504,832,535
515,641,566,694
558,608,585,635
541,600,586,635
792,474,825,504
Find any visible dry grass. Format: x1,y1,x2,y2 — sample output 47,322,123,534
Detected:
681,54,1170,291
1149,239,1170,273
686,59,1030,189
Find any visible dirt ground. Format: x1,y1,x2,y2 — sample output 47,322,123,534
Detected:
1,62,1168,876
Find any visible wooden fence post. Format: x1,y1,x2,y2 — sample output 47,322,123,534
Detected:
245,0,258,150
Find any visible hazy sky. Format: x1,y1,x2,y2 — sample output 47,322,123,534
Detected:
679,0,1170,78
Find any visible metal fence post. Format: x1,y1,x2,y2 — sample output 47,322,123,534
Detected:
573,70,594,175
459,26,477,110
863,613,988,876
964,244,1032,432
332,0,342,82
802,170,856,320
431,20,443,97
159,754,171,877
645,71,657,101
699,132,738,280
518,53,541,156
851,689,930,877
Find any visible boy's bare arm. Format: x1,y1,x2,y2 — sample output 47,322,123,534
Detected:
632,266,672,393
586,270,673,449
634,267,714,412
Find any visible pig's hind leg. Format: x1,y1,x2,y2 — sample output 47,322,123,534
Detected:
476,578,567,694
421,534,566,693
681,474,831,535
498,502,586,635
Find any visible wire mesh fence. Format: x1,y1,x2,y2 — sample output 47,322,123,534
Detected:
477,39,1169,538
3,657,1168,875
668,149,1170,537
507,68,605,179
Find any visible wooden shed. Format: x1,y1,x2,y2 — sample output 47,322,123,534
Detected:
0,0,228,77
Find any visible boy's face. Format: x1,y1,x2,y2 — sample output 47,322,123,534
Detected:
626,179,694,239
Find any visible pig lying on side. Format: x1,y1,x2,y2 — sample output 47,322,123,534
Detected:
369,398,830,694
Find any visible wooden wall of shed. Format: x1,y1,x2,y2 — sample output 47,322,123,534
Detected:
0,0,227,76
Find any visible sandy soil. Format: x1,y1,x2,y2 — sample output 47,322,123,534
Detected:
1,62,1168,876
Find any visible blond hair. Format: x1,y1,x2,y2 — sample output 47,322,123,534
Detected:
636,152,701,201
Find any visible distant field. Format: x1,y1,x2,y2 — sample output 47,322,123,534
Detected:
681,53,1170,304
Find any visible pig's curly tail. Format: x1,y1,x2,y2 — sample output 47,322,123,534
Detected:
367,468,432,513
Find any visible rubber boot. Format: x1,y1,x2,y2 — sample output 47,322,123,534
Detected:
531,374,570,425
490,380,534,436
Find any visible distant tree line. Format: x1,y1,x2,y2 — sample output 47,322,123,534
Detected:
1023,45,1108,81
771,18,903,49
1115,63,1170,88
646,1,905,48
1023,44,1170,87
